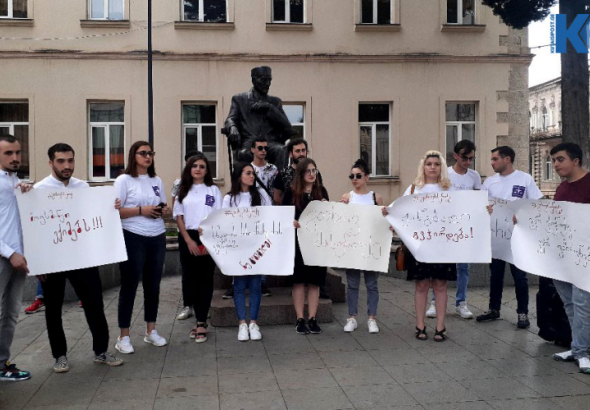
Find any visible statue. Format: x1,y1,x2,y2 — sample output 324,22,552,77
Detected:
223,66,296,170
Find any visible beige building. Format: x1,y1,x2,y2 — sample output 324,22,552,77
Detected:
1,0,531,203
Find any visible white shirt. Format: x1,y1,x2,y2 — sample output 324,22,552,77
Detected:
173,184,222,229
448,166,481,191
403,183,451,197
349,191,375,205
252,162,278,191
0,170,23,259
114,174,167,237
222,188,272,209
482,170,543,201
34,174,90,190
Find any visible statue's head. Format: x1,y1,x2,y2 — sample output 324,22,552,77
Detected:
251,66,272,95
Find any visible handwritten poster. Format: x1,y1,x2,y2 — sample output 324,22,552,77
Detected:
489,197,515,264
297,202,392,273
16,187,127,276
386,190,491,263
510,200,590,293
200,206,295,276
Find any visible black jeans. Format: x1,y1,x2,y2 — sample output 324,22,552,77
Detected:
41,268,109,358
118,230,166,329
489,258,529,314
178,231,216,323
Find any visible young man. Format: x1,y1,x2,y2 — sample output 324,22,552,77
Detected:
0,134,31,381
34,143,123,373
548,143,590,374
477,146,543,329
426,140,481,320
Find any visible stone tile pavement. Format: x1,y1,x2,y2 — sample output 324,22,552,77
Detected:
1,273,589,410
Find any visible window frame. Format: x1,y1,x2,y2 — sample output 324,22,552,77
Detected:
445,102,477,167
446,0,477,25
88,0,125,21
360,0,392,25
181,0,228,23
544,154,553,181
358,103,392,177
88,102,125,182
182,103,218,178
283,102,306,139
0,101,29,180
272,0,305,24
0,0,27,19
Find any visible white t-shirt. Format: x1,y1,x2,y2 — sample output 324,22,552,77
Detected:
251,162,278,191
482,170,543,201
173,184,222,229
34,174,90,190
114,174,167,237
403,183,451,197
448,167,481,191
222,188,272,208
349,191,375,205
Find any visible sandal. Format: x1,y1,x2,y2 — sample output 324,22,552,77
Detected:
434,327,447,342
195,323,208,344
415,326,428,340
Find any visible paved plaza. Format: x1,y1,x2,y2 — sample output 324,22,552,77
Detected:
1,273,589,410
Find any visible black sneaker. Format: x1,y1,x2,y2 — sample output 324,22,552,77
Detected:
517,313,530,329
222,286,234,299
476,309,500,322
308,317,322,334
0,363,31,381
261,284,272,297
296,318,310,335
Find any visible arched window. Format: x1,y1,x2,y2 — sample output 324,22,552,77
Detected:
545,154,553,180
542,107,548,131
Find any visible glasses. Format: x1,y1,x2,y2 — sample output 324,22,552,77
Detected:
459,155,475,162
304,169,318,175
349,173,364,180
192,164,206,170
136,151,156,158
256,146,268,152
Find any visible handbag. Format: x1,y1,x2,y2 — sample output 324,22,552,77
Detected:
394,184,415,272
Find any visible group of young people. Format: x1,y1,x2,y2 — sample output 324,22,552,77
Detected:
1,132,589,381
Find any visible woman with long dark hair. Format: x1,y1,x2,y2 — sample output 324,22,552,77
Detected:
114,141,171,354
282,158,329,335
222,162,272,341
174,153,221,343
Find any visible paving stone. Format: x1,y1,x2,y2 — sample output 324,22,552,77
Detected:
487,398,564,410
220,390,286,410
153,395,219,410
218,371,279,394
93,378,159,403
550,394,590,410
275,367,339,390
458,377,541,401
157,375,219,397
383,363,450,384
402,380,480,405
343,383,419,408
518,374,590,397
282,386,353,410
330,365,395,386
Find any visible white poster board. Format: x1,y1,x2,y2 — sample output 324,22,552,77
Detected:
386,190,492,263
510,199,590,293
297,201,393,273
200,206,295,276
489,197,515,264
16,186,127,276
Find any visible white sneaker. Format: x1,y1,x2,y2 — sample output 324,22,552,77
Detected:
249,323,262,341
553,350,575,362
367,319,379,334
238,323,249,341
426,301,437,318
144,329,167,347
578,357,590,374
455,302,474,319
343,318,358,332
115,336,135,354
176,306,193,320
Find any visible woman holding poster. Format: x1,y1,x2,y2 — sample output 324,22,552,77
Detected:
402,151,456,342
340,159,383,334
283,158,329,335
114,141,171,354
222,163,272,341
174,154,222,343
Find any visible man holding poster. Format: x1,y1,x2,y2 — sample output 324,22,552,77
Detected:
477,146,543,329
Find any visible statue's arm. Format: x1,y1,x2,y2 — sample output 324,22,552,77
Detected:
224,96,240,132
266,101,292,131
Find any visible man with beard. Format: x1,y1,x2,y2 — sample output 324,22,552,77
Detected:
34,143,123,373
0,134,31,381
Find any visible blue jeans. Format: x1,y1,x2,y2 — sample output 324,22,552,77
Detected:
431,263,469,306
346,269,379,317
554,280,590,360
489,258,529,314
36,281,44,299
233,275,262,321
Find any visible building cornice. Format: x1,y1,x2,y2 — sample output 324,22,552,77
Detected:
0,50,534,64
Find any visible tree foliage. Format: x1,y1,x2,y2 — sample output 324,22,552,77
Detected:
482,0,557,29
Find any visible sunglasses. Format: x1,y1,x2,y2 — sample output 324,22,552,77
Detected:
459,155,475,162
349,173,364,180
136,151,156,158
256,146,268,152
304,169,318,175
192,164,207,170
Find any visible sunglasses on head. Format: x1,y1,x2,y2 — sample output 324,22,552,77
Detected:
349,173,364,180
136,151,155,158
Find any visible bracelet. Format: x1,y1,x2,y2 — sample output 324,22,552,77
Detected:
139,206,142,216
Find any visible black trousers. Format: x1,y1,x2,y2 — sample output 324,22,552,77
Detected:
41,267,109,359
178,231,216,323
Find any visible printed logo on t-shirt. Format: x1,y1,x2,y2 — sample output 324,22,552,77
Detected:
152,186,161,197
205,195,215,207
512,185,525,198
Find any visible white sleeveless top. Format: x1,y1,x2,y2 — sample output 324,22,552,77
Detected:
349,191,375,205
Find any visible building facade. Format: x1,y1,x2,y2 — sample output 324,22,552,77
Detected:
1,0,531,203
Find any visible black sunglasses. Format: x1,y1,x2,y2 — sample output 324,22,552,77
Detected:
256,146,268,151
136,151,155,158
349,173,364,180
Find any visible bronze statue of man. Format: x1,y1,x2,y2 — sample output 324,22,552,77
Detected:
223,66,295,170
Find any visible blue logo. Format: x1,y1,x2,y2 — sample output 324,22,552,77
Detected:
205,195,215,207
152,186,161,197
551,14,590,53
512,185,525,198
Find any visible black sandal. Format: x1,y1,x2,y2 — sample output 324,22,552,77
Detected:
415,326,428,340
434,327,447,342
195,322,208,344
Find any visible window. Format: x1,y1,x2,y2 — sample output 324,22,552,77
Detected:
283,104,305,138
0,102,29,180
447,0,475,24
183,104,217,178
445,103,476,167
89,0,124,20
273,0,304,23
0,0,27,18
541,106,548,131
361,0,391,24
359,104,390,176
89,103,125,181
183,0,227,22
545,154,553,181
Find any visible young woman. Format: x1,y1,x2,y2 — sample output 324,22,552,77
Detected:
283,158,329,335
222,162,272,341
340,159,383,334
114,141,171,354
174,154,222,343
